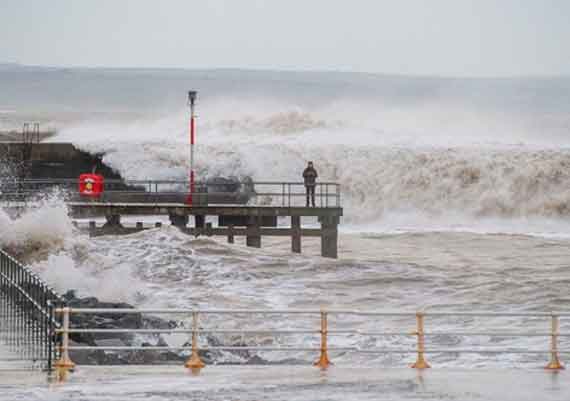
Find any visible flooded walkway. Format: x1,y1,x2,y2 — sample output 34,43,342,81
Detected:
0,343,30,371
0,366,569,400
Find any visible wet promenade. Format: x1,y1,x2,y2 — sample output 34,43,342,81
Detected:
0,366,569,400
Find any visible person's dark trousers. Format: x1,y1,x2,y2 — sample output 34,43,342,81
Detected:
305,185,316,207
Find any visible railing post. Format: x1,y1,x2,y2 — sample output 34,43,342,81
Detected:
411,312,430,369
314,310,331,369
546,314,565,370
54,307,75,381
46,300,54,371
185,311,205,371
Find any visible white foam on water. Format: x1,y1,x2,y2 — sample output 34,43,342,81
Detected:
29,251,142,302
0,196,74,255
52,105,570,236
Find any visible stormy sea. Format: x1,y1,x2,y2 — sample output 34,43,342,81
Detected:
1,65,570,400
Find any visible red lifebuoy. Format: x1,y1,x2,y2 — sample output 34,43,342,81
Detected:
78,174,104,198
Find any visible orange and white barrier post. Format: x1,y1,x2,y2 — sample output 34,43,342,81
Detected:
411,312,430,369
185,311,205,372
314,310,331,369
546,314,564,370
54,307,75,382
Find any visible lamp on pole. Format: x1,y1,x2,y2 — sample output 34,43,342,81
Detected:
187,90,197,205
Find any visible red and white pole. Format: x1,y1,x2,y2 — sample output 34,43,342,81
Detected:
187,91,197,205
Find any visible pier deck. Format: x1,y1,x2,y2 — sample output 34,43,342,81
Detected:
69,202,342,258
1,180,343,258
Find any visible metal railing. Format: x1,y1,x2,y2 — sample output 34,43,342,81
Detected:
0,179,342,208
22,123,41,144
52,308,569,380
0,250,64,370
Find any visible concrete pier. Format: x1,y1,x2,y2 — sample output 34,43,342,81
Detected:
68,203,343,258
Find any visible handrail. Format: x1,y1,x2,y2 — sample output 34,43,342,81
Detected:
0,179,342,208
0,250,65,371
52,307,570,316
7,178,340,185
50,307,569,381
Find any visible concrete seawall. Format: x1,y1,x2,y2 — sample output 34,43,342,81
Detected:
0,142,123,179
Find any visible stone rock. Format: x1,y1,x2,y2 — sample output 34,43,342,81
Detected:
94,338,126,348
58,291,277,366
60,291,182,365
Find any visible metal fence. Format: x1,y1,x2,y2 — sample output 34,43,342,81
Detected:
0,179,341,208
0,250,64,370
22,123,41,144
52,307,569,380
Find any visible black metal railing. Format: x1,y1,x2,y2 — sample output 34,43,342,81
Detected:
22,123,41,144
0,249,64,370
0,179,342,208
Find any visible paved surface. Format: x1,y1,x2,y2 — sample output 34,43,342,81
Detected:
0,343,30,371
0,366,569,400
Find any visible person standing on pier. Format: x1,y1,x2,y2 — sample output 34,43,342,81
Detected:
303,161,318,207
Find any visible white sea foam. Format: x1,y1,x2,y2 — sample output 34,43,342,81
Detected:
0,196,74,256
29,251,142,302
52,100,570,233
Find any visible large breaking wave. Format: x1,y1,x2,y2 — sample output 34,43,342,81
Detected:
52,96,570,225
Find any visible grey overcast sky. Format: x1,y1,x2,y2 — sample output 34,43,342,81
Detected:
1,0,569,77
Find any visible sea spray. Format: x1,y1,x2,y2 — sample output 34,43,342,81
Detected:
29,251,142,302
0,194,75,259
56,114,570,223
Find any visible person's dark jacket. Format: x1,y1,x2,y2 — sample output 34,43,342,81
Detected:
303,166,318,186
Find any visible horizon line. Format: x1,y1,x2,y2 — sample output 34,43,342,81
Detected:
1,62,569,81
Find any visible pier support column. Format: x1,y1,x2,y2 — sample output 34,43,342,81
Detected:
88,221,96,237
291,216,301,254
319,216,339,259
169,214,189,228
195,215,205,229
104,214,122,227
227,225,235,244
102,214,123,233
246,216,261,248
